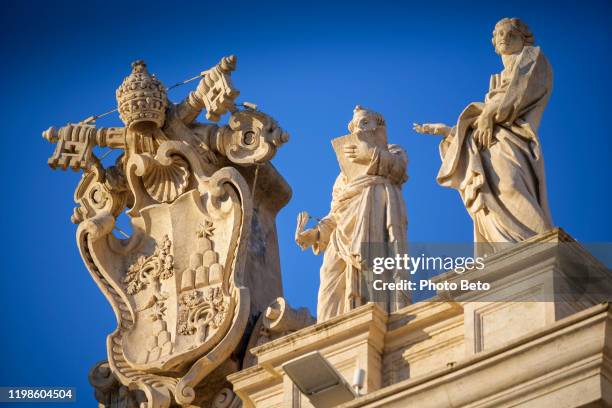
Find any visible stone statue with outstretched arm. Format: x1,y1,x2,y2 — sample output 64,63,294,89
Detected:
414,18,554,255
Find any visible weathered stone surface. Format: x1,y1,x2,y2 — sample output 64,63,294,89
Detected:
230,229,612,408
230,303,387,407
45,16,609,408
433,228,612,356
46,56,290,407
415,18,554,255
296,106,410,322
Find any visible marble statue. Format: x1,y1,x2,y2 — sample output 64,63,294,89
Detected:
43,56,296,408
414,18,554,254
296,106,410,322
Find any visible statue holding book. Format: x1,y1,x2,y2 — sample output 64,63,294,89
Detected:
296,106,410,322
414,18,554,255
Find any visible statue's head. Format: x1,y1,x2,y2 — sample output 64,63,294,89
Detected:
348,105,386,133
116,60,168,132
492,18,535,55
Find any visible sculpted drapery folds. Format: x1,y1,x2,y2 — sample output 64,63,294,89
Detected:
296,106,410,322
415,18,553,254
44,56,289,408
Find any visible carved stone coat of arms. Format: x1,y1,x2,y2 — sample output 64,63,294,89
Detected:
43,56,290,407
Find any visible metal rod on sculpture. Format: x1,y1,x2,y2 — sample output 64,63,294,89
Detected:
113,227,130,239
251,164,261,198
99,148,114,161
82,107,121,124
80,71,207,125
167,74,203,90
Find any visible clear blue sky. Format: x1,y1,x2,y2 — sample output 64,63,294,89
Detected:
1,0,610,405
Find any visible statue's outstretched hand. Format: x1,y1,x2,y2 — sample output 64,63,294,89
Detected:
413,123,452,137
295,211,318,250
296,228,319,250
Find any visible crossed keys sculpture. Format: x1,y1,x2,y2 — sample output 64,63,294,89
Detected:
42,56,289,408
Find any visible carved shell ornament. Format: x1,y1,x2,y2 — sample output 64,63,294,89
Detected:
141,154,190,203
127,145,196,210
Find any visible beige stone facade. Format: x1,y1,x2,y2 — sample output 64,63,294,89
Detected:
230,229,612,407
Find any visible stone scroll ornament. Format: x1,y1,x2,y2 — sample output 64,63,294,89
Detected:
43,56,288,408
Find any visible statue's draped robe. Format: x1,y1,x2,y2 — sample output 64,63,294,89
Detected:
314,144,410,322
437,46,553,254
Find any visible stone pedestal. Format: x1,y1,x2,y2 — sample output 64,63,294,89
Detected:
433,228,612,355
229,229,612,408
229,304,387,407
346,303,612,408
